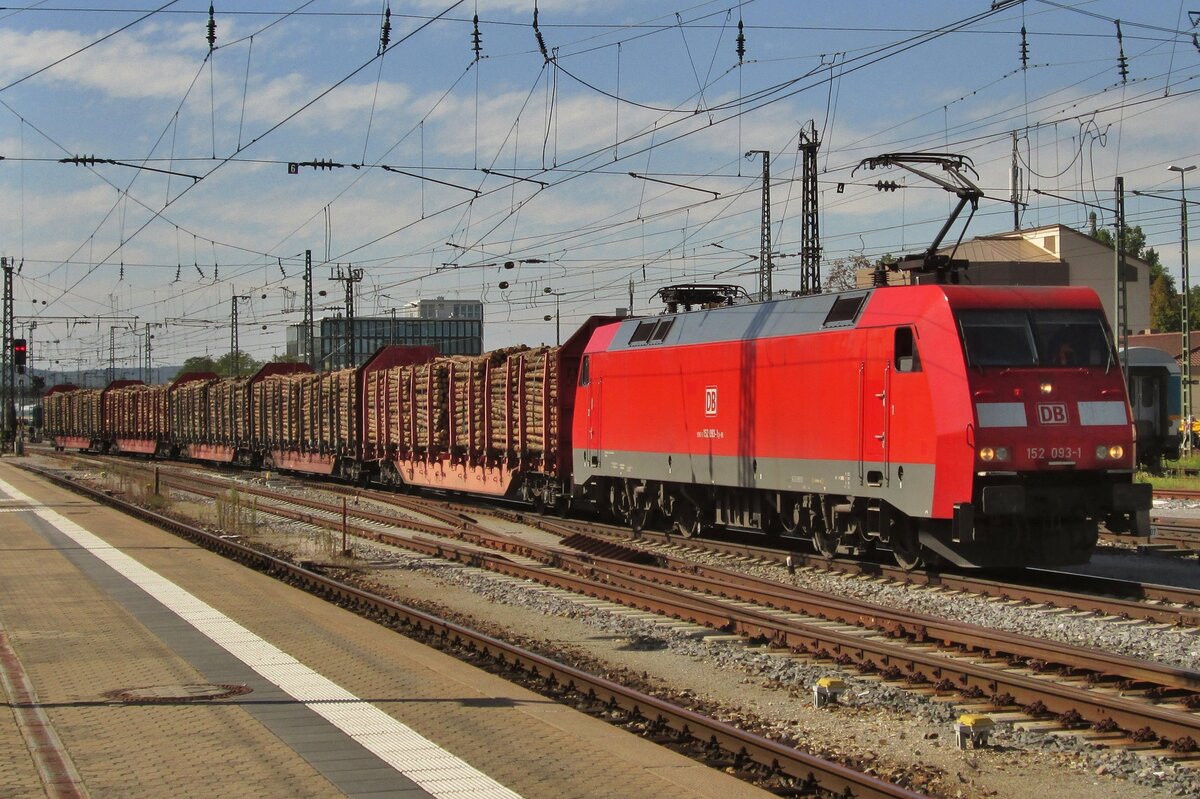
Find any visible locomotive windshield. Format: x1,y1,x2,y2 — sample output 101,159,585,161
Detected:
958,309,1113,368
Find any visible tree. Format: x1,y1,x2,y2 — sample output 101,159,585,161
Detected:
179,352,262,377
215,350,262,377
180,355,219,375
824,254,870,292
271,352,301,363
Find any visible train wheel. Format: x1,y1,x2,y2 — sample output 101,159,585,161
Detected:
672,502,700,538
811,527,839,559
779,498,801,534
890,524,925,571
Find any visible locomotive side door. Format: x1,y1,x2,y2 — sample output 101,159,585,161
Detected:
585,367,602,469
859,327,892,488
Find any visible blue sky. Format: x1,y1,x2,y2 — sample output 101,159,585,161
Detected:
0,1,1197,373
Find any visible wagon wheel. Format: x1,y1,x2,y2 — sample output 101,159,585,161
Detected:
779,498,802,534
890,521,925,571
811,526,840,559
808,501,838,558
672,501,701,538
627,481,658,531
630,502,653,532
609,482,633,525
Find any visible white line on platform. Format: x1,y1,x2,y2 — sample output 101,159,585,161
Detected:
0,477,523,799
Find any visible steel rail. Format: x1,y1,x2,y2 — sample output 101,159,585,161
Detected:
126,465,1200,748
17,462,932,799
537,516,1200,626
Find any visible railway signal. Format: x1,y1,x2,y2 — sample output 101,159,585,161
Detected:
12,338,26,373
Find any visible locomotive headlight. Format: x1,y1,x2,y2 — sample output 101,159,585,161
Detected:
1095,444,1125,460
979,446,1010,463
1039,382,1053,395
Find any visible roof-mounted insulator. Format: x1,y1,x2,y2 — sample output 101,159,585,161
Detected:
1116,20,1129,83
1019,25,1029,69
207,4,217,52
736,19,746,64
533,4,549,63
378,5,391,55
472,13,482,61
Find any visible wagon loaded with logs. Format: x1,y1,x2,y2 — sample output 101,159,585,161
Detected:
361,318,613,506
45,384,100,451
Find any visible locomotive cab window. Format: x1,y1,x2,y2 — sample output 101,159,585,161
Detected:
957,309,1114,369
1030,310,1114,368
957,310,1037,367
579,355,590,386
894,327,921,372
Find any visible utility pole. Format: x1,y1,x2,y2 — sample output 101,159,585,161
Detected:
329,265,363,369
108,326,117,384
747,150,772,301
138,322,162,383
1,258,12,445
303,249,315,371
1010,130,1021,231
798,122,821,295
230,294,250,376
1113,177,1128,379
1171,164,1196,453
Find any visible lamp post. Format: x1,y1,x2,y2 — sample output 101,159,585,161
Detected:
1171,164,1196,454
543,287,563,346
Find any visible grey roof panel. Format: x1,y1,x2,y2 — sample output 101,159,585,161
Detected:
606,289,875,352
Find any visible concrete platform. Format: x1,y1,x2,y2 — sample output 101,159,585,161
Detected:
0,462,771,799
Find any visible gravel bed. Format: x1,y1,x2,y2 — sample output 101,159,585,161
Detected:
658,546,1200,672
346,536,1200,798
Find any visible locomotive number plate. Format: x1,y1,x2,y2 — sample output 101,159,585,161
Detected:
1026,446,1082,460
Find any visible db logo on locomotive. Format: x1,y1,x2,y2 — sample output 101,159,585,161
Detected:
1037,402,1069,425
705,386,718,417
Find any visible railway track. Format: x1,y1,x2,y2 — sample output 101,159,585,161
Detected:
15,459,935,799
39,454,1200,762
54,447,1200,627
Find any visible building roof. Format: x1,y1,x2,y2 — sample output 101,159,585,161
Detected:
950,223,1153,268
941,234,1059,264
1127,331,1200,368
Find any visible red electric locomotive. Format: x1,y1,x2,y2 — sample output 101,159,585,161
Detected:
571,283,1150,568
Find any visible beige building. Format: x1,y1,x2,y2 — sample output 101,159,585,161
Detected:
858,224,1150,336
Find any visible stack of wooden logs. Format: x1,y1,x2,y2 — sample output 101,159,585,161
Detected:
170,378,214,442
364,344,559,466
104,384,168,439
44,389,102,438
